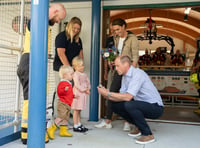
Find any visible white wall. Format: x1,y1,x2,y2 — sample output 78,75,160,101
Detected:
61,2,92,118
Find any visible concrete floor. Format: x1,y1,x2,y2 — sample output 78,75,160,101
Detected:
2,119,200,148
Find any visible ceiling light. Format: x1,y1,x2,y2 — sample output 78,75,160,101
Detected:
184,7,191,14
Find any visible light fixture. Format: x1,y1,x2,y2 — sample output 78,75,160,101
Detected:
143,16,157,44
184,7,191,14
184,7,191,21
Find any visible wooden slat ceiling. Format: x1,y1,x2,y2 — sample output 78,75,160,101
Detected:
110,8,200,48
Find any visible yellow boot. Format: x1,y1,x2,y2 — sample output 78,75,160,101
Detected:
59,125,73,137
47,123,57,140
21,100,28,144
45,133,49,143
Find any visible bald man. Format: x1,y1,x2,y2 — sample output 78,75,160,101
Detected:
17,3,66,145
48,3,66,25
97,55,164,145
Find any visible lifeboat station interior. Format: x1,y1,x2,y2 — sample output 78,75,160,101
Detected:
0,0,200,148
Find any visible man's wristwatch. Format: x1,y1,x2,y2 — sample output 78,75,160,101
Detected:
107,91,111,97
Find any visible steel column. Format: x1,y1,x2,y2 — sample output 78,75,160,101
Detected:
27,0,49,147
89,0,101,121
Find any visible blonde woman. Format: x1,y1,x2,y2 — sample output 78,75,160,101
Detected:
53,17,83,116
53,16,83,86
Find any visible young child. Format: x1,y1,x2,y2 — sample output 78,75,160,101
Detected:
71,56,91,132
47,65,74,139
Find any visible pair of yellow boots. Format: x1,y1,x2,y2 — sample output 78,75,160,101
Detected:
47,123,73,139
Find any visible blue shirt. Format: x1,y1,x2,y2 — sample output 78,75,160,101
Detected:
120,66,163,106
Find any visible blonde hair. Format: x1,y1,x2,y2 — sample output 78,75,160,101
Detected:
72,56,83,69
65,17,82,43
59,65,74,79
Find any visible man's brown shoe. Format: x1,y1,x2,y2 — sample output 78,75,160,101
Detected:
128,127,141,137
135,135,155,144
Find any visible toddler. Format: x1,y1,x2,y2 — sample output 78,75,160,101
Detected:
71,56,91,132
47,65,74,139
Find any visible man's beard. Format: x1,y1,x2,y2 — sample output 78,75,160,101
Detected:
49,20,55,26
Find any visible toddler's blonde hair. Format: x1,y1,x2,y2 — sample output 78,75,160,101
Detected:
72,56,83,69
59,65,74,79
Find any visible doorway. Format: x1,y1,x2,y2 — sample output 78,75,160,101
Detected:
101,3,200,123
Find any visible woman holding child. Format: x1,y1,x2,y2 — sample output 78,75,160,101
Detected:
53,16,83,117
53,16,83,86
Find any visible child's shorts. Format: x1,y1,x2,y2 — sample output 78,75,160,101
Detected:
57,100,71,120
